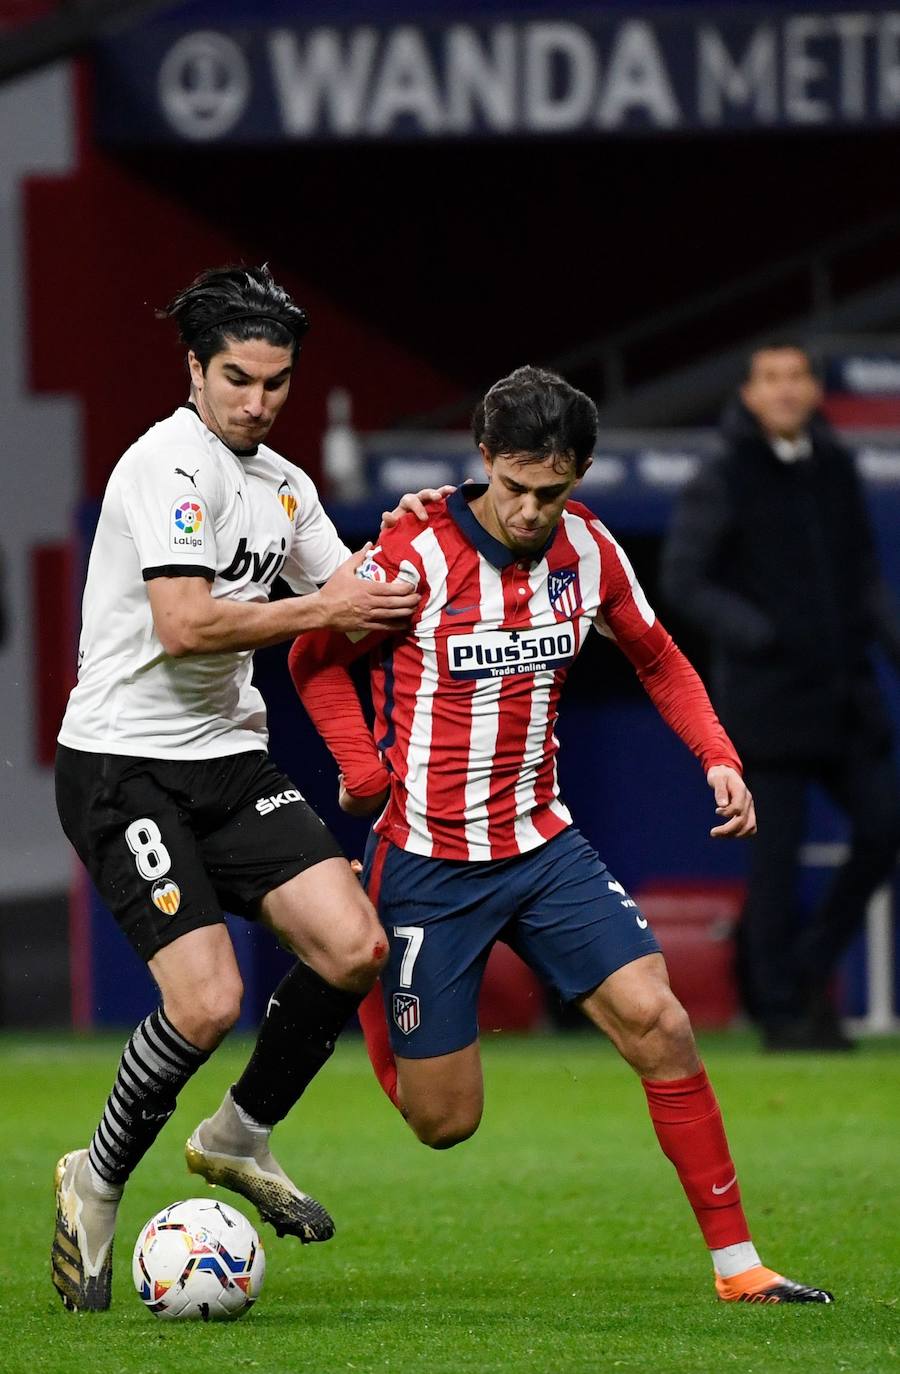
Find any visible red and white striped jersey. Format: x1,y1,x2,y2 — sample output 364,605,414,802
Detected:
291,486,741,863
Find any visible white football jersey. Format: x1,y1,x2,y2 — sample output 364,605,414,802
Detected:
59,405,350,759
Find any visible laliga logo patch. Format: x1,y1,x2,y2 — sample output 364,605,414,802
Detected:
392,992,420,1035
278,480,298,521
170,499,206,552
151,878,181,916
174,501,202,533
356,554,386,583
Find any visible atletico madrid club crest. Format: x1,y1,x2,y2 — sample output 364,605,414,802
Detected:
547,568,581,620
392,991,421,1035
151,878,181,916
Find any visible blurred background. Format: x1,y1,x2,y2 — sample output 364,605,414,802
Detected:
2,0,899,1036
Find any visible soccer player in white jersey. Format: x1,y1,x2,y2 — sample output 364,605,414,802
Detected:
291,366,834,1305
51,264,449,1312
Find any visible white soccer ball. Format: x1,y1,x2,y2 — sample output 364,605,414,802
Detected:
132,1198,265,1320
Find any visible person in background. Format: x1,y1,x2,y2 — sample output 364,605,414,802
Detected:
661,343,900,1051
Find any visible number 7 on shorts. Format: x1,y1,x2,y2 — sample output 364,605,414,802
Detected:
393,926,424,988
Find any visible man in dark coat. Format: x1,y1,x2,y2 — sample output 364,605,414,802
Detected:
661,343,900,1050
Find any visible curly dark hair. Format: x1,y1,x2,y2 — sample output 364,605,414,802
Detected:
472,366,597,475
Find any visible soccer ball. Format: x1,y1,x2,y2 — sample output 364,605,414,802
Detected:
132,1198,265,1320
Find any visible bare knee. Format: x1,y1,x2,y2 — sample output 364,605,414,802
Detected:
265,862,389,994
616,988,697,1078
395,1045,483,1149
579,956,699,1079
408,1105,482,1150
165,976,243,1051
348,920,390,990
324,909,389,995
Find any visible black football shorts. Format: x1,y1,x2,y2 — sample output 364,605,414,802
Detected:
55,745,344,961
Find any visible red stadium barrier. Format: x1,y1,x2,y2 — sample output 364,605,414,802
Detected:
31,541,76,766
478,942,546,1033
821,395,900,428
633,880,745,1028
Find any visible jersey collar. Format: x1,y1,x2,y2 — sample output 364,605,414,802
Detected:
181,401,259,458
445,484,558,568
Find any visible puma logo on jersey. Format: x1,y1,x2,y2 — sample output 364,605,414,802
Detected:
256,789,303,816
221,536,287,585
175,467,199,488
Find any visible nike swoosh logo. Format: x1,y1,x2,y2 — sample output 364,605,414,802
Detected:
445,603,480,616
635,914,648,929
712,1174,737,1195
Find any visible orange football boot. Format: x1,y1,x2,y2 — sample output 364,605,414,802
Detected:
716,1264,834,1304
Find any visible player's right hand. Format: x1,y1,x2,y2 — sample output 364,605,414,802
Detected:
381,485,456,529
316,548,418,632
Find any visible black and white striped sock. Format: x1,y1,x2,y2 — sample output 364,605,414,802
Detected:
88,1007,209,1189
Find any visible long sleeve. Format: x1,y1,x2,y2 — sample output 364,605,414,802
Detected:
593,520,742,773
288,628,391,798
623,622,742,774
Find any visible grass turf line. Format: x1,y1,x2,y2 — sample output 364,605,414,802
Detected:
2,1030,898,1374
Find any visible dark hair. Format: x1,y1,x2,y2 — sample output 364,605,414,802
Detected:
745,340,814,381
159,264,310,370
472,366,597,476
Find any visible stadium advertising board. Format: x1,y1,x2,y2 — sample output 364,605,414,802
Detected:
322,427,900,535
94,3,900,143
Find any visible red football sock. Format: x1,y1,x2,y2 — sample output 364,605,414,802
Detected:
358,983,401,1112
642,1065,751,1250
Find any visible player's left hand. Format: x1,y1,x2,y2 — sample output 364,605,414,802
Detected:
381,486,456,529
706,765,756,838
339,776,389,816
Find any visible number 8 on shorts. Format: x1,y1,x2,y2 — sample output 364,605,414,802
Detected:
125,818,172,881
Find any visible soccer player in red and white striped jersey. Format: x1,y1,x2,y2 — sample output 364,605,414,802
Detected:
290,366,833,1305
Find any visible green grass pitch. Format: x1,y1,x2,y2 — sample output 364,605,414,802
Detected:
2,1029,898,1374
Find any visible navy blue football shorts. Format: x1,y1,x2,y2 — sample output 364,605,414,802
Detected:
362,825,661,1059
